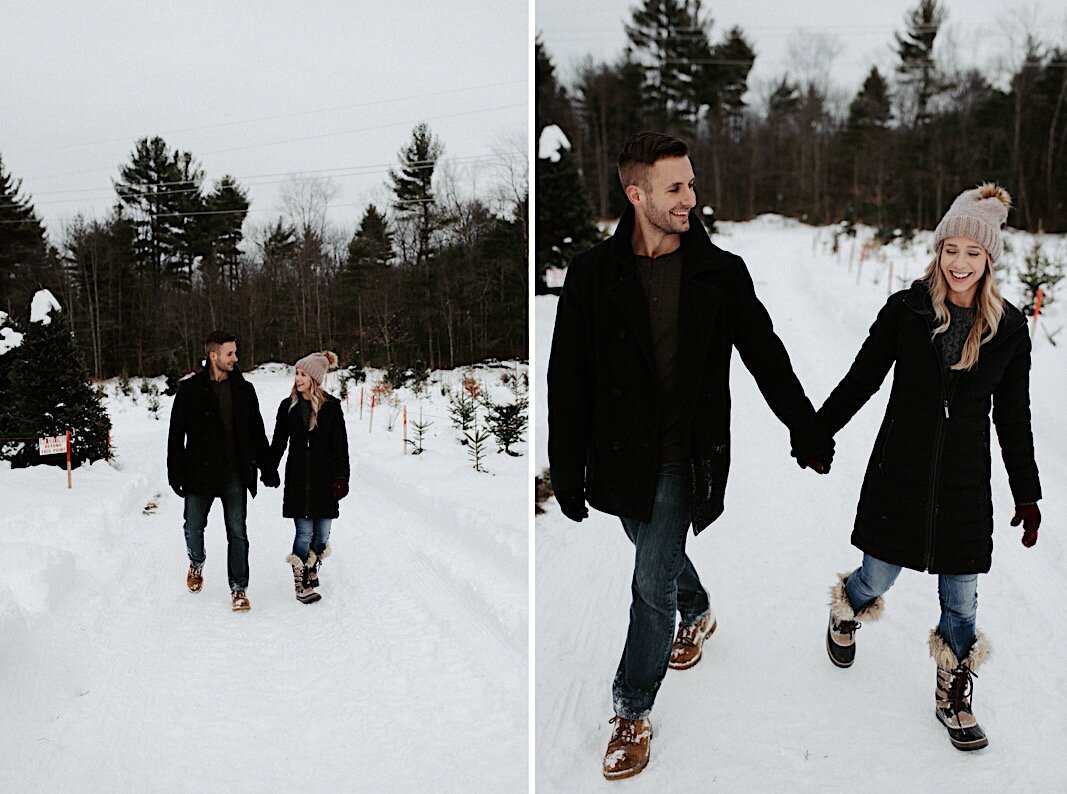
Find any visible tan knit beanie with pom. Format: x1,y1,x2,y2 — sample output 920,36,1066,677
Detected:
932,182,1011,262
295,350,339,385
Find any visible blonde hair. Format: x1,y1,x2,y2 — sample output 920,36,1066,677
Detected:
921,241,1004,370
289,377,329,430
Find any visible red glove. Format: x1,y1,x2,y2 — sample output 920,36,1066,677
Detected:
797,456,830,474
333,479,349,500
1011,503,1040,548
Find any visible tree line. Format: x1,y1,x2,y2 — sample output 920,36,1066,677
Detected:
537,0,1067,274
1,123,527,379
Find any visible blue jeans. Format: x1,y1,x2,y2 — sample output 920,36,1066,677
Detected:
844,553,978,660
293,518,332,562
612,460,710,720
183,476,249,590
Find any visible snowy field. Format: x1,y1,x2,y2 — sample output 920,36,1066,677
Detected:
535,216,1066,790
0,362,528,791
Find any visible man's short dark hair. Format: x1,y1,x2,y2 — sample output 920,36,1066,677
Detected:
205,331,237,355
618,132,689,189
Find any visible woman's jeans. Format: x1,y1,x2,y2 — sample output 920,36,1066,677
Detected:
844,553,978,660
613,460,710,720
293,518,332,562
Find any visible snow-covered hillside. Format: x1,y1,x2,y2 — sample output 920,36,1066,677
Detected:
0,363,528,791
535,216,1066,790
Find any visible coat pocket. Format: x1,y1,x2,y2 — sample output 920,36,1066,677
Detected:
877,420,894,470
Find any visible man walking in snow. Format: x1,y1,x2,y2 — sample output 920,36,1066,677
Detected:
547,132,834,780
167,331,272,612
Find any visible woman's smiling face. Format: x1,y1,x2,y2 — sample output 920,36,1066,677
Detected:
939,236,989,307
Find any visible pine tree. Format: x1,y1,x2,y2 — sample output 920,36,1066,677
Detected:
390,123,443,268
486,395,528,456
895,0,945,130
5,291,111,467
625,0,719,135
202,176,249,290
536,142,599,277
0,155,51,320
115,137,187,274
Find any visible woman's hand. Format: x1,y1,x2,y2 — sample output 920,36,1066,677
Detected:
333,479,350,500
1011,503,1040,548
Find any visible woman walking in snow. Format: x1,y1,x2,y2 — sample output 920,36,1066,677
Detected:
816,183,1041,751
263,350,350,604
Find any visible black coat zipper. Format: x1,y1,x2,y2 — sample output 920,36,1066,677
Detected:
925,337,961,570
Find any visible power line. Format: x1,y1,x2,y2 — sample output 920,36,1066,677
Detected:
5,80,526,157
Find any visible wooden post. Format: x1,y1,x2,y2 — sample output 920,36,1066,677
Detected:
887,259,894,296
359,386,365,420
403,405,408,454
1031,287,1044,339
368,393,375,433
66,430,72,490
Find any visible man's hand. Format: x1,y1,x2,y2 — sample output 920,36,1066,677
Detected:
555,488,588,523
796,452,832,475
170,483,185,498
1011,503,1040,548
261,470,280,488
333,479,350,500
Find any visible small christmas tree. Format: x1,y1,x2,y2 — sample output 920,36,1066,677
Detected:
1017,240,1065,315
486,395,528,456
6,290,111,467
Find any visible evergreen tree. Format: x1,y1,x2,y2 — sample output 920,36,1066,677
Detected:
0,155,51,320
625,0,719,135
536,140,599,279
202,176,250,290
114,137,187,274
390,122,443,268
894,0,945,130
5,291,111,468
0,310,24,450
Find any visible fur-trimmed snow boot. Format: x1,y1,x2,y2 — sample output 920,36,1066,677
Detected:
306,543,330,590
602,715,652,781
286,553,321,604
929,630,990,751
826,572,884,668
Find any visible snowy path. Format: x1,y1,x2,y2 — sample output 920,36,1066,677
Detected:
1,367,527,791
535,218,1066,790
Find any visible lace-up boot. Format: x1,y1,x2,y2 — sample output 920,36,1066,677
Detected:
286,553,321,604
826,572,884,668
187,563,204,593
668,609,717,670
602,715,652,781
929,630,990,750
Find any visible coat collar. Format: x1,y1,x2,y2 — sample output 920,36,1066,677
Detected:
607,204,723,279
902,280,1027,343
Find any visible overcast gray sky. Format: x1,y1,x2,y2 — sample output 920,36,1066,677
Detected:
538,0,1067,108
2,1,527,239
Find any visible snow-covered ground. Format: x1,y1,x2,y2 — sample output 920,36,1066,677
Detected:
535,216,1066,790
0,362,528,791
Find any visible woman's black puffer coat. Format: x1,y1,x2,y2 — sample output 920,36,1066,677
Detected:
818,282,1040,574
268,394,350,519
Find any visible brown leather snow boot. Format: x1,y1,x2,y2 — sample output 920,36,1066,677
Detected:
186,563,203,593
602,715,652,781
230,589,251,611
669,609,717,670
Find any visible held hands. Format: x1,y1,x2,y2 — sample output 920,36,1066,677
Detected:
1011,503,1040,548
555,488,588,523
797,455,832,475
333,479,350,500
261,470,281,488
